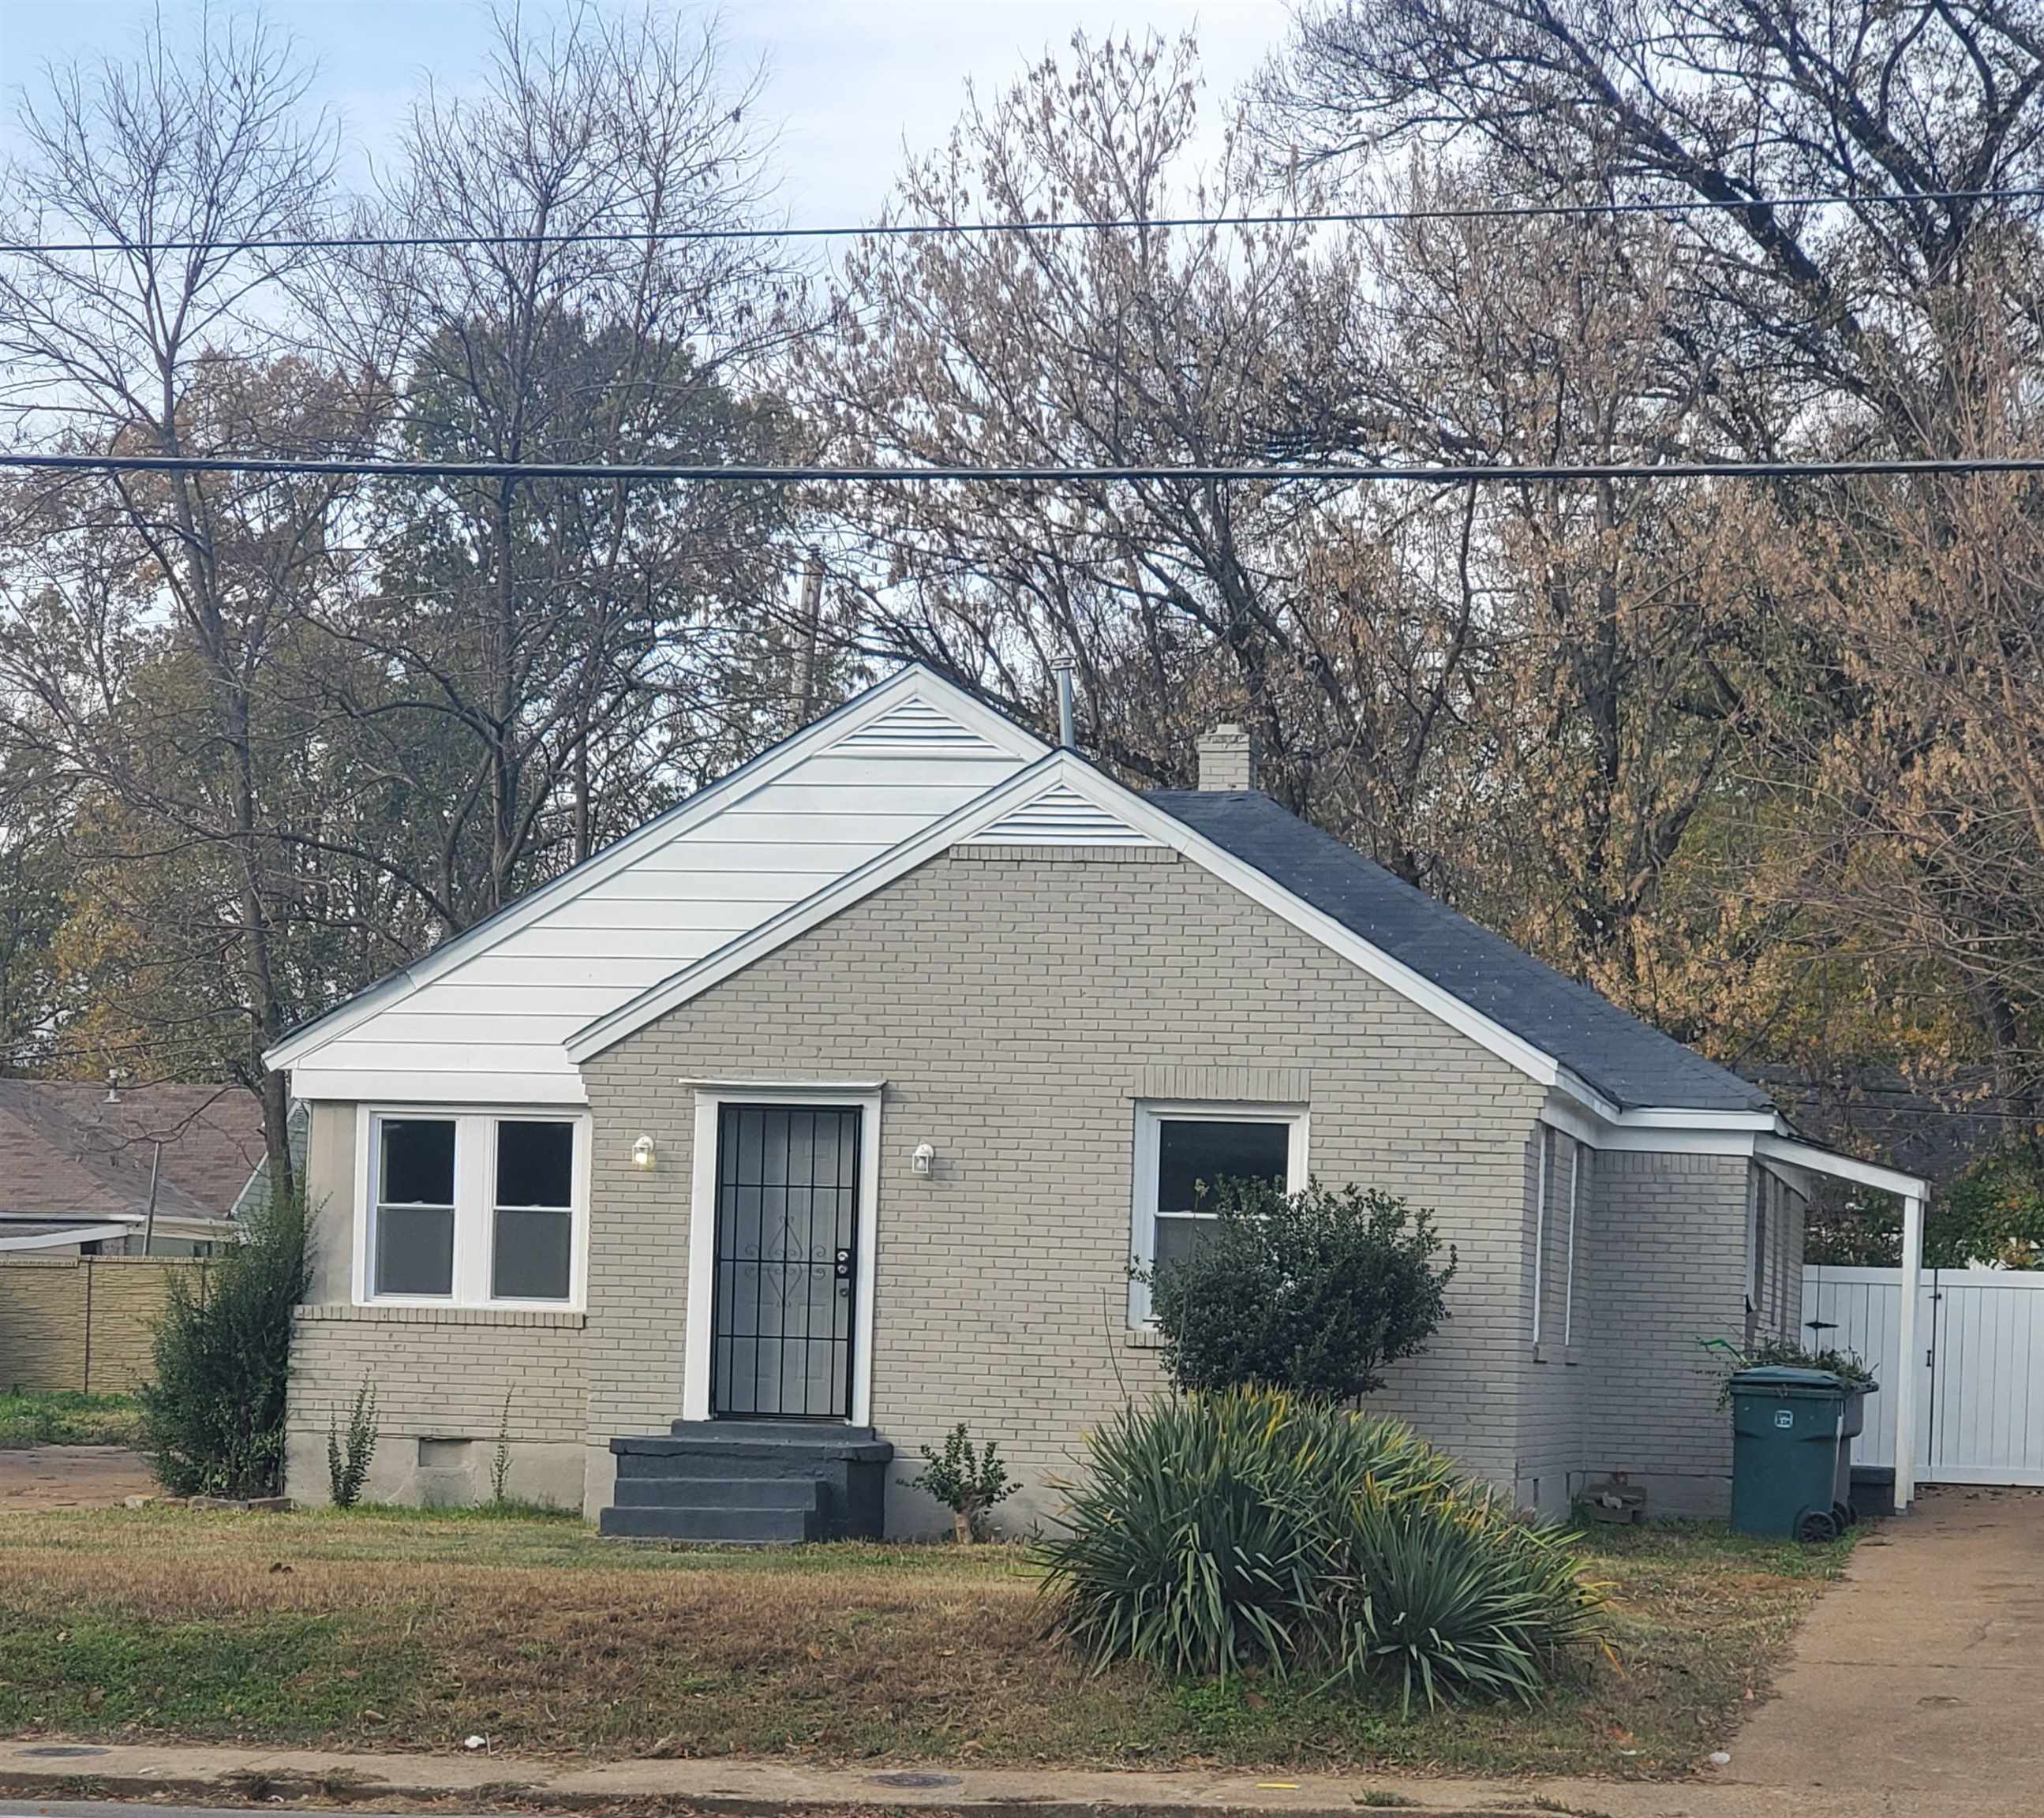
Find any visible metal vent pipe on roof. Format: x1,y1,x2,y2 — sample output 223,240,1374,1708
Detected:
1051,657,1076,750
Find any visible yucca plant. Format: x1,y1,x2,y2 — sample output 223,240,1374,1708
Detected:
1037,1387,1603,1710
1323,1487,1600,1715
1036,1390,1328,1678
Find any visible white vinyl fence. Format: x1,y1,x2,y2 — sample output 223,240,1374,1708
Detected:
1804,1264,2044,1487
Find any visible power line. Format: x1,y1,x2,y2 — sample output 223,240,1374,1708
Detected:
3,183,2042,257
5,450,2044,485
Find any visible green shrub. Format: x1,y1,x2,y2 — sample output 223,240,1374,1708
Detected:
1324,1488,1595,1715
1140,1179,1455,1401
326,1376,378,1507
904,1421,1020,1541
1037,1388,1599,1709
139,1190,309,1498
1711,1335,1877,1405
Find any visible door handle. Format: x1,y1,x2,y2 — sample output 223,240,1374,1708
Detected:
834,1248,852,1279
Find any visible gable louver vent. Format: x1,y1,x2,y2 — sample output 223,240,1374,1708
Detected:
831,698,1006,756
973,783,1151,845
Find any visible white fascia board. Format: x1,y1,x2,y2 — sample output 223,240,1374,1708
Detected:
0,1221,131,1251
1554,1121,1927,1199
286,1065,590,1106
1544,1095,1766,1155
1614,1105,1783,1132
265,666,1049,1074
1544,1094,1784,1154
1755,1134,1929,1201
570,753,1572,1090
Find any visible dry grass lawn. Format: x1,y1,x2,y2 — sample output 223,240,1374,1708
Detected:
0,1503,1855,1779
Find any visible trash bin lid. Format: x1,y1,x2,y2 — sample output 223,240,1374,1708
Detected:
1730,1365,1846,1395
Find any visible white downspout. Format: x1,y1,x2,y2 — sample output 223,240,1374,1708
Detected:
1893,1189,1926,1510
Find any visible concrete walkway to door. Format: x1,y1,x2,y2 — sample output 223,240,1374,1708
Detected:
1720,1484,2044,1816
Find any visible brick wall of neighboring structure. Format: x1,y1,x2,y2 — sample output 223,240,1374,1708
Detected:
0,1255,201,1393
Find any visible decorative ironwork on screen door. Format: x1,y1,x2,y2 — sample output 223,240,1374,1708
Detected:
710,1104,861,1420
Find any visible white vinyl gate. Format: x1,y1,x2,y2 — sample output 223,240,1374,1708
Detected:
1803,1264,2044,1487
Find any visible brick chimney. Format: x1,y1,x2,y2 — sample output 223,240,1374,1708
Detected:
1196,723,1259,791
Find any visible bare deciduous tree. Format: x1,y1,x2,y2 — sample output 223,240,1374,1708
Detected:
0,12,382,1188
334,2,807,927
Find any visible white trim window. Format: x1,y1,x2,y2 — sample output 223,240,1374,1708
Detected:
1129,1102,1308,1327
358,1109,590,1309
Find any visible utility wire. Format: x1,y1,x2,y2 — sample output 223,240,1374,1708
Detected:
4,183,2043,256
5,451,2044,485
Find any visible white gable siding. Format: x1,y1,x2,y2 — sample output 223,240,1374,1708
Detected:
285,687,1040,1104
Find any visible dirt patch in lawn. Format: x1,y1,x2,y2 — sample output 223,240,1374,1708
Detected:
0,1505,1855,1779
0,1446,155,1509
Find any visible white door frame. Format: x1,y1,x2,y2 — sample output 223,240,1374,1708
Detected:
681,1080,884,1427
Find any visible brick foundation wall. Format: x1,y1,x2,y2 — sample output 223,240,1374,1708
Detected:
283,1304,588,1508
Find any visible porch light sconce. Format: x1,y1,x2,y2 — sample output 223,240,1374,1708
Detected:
631,1133,657,1171
912,1142,935,1176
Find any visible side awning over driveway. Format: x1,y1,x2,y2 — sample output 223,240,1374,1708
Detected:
1756,1135,1933,1509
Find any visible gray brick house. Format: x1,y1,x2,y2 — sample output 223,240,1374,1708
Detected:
269,666,1927,1534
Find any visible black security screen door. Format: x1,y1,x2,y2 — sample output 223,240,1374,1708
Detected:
711,1104,862,1420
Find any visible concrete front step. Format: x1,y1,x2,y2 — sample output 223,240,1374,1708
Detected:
603,1420,895,1541
597,1502,825,1543
608,1474,826,1512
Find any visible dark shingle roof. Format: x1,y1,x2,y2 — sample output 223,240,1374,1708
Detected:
1147,791,1772,1115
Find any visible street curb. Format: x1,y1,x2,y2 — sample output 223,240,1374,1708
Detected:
0,1761,1537,1818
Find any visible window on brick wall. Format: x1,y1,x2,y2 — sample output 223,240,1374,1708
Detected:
363,1110,588,1308
1129,1103,1307,1326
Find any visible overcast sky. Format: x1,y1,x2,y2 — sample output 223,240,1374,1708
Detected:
0,1,1287,225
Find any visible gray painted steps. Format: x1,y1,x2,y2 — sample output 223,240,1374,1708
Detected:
608,1475,825,1511
597,1502,823,1543
601,1420,894,1542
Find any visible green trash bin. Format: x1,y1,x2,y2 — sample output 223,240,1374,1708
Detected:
1729,1366,1849,1542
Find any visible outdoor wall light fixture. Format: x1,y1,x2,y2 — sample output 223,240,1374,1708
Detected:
912,1143,935,1176
631,1134,657,1171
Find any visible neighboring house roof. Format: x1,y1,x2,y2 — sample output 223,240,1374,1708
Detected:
1147,791,1770,1116
0,1080,264,1228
